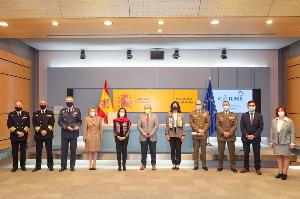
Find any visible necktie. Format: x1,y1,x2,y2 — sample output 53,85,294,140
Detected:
146,114,149,125
250,113,254,124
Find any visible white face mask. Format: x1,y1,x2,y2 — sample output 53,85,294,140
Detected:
278,111,285,118
119,112,125,117
90,111,96,117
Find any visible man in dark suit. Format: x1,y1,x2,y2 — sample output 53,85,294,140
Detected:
32,98,55,172
7,100,30,172
58,96,82,172
240,100,264,175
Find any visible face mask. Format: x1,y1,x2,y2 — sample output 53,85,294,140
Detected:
119,112,125,117
248,107,255,112
15,107,22,112
278,111,285,118
223,106,229,111
196,105,202,110
40,105,46,110
144,109,151,114
66,102,73,107
90,111,96,117
172,106,179,111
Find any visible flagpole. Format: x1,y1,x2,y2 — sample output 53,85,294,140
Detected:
207,76,213,146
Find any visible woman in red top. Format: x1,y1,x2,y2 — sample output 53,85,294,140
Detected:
113,108,131,171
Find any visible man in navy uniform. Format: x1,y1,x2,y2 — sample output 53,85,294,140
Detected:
7,100,30,172
58,96,82,172
32,98,55,172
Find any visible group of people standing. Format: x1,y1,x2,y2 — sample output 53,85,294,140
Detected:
7,96,296,180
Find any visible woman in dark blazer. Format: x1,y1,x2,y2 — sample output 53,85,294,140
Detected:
113,108,131,171
270,106,296,180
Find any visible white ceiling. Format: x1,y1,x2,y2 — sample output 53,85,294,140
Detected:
1,0,300,18
22,37,299,50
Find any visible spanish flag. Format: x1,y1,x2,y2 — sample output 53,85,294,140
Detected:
97,80,113,124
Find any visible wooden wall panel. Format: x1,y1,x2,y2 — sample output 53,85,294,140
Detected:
0,50,31,150
0,59,31,79
287,55,300,141
288,114,300,139
287,78,300,113
0,50,31,68
0,114,9,140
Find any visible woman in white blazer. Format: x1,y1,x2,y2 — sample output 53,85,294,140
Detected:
270,107,296,180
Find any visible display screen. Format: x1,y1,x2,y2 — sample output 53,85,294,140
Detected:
213,90,253,113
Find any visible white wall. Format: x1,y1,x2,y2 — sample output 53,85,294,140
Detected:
38,49,278,112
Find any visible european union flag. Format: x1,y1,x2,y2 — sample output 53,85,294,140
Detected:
204,79,216,137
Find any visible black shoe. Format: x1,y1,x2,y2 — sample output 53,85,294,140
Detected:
193,166,199,170
21,167,27,171
275,173,282,179
217,168,223,172
123,166,126,171
118,166,121,171
89,167,93,170
11,168,17,172
48,167,54,171
231,168,237,173
59,167,66,172
281,174,287,180
70,168,75,171
32,168,41,172
202,167,208,171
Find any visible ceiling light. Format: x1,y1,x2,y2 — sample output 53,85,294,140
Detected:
157,29,163,33
266,19,273,25
80,49,86,59
52,21,59,26
104,20,113,26
0,21,8,27
158,20,164,25
210,19,219,25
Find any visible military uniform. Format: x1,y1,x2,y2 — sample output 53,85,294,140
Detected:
32,109,55,169
7,110,30,170
216,111,238,169
58,107,82,169
189,110,210,168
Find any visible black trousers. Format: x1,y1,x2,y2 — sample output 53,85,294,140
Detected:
35,139,53,169
61,138,77,168
169,137,182,165
242,139,261,169
11,139,27,169
115,137,128,167
140,138,157,166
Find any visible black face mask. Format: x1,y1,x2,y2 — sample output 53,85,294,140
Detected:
172,106,179,111
66,102,73,107
40,105,47,110
15,107,22,112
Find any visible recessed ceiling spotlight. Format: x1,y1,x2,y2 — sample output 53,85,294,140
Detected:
210,19,219,25
157,29,163,33
266,19,273,25
104,20,113,26
0,21,8,27
52,21,59,26
158,20,164,25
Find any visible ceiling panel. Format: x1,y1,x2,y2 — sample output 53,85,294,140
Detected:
129,0,200,17
57,0,129,18
0,0,60,18
199,0,273,17
269,0,300,16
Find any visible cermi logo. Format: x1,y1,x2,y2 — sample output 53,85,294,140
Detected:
217,90,244,102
